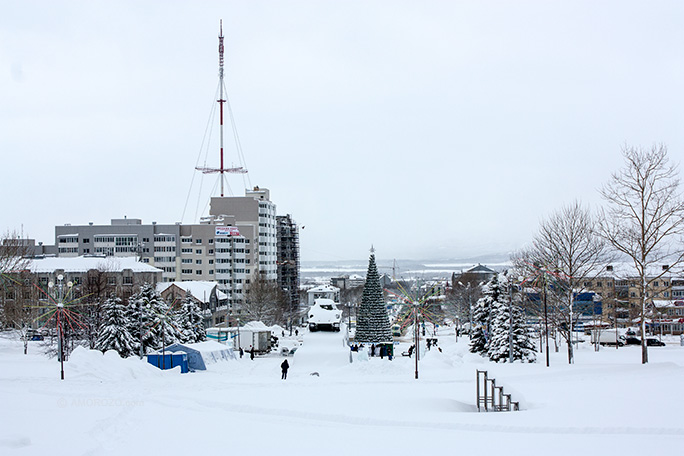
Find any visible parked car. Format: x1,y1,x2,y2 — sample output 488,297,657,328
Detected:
624,336,665,346
646,338,665,347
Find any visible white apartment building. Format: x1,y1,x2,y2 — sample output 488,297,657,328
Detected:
51,187,284,310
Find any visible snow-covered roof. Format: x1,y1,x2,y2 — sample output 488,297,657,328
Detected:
466,264,496,274
590,262,684,279
181,341,233,353
242,321,272,331
156,281,227,302
27,256,161,274
307,284,340,293
651,299,684,308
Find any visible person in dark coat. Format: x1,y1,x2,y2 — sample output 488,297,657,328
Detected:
239,347,244,358
281,359,289,380
250,346,255,360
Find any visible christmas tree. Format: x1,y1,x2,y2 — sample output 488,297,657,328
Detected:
95,296,136,358
487,275,537,363
354,249,392,344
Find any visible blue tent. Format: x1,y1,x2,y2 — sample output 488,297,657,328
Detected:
163,341,236,371
147,352,189,373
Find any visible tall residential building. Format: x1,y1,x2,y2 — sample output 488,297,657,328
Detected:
49,187,298,312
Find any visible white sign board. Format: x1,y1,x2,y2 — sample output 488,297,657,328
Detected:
215,226,240,236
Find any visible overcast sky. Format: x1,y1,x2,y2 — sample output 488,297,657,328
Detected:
2,1,683,262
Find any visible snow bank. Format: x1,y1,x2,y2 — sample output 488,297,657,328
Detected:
68,347,170,381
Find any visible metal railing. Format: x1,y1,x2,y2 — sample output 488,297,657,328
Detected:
476,370,519,412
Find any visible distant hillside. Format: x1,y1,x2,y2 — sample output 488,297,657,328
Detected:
301,253,512,283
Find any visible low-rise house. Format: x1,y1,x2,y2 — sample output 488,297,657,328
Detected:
157,281,228,327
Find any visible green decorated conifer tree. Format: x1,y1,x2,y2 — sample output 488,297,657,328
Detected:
355,248,392,344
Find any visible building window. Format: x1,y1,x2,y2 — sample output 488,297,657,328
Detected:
195,239,202,244
209,259,214,264
196,270,202,275
196,249,202,254
83,238,90,244
107,277,116,286
208,239,214,244
182,259,192,264
209,270,214,275
196,259,202,265
182,269,192,275
123,277,133,285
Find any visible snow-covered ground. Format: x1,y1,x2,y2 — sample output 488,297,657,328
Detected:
1,327,683,455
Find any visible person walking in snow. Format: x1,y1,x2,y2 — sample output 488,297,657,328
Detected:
239,347,244,358
281,359,289,380
250,346,255,360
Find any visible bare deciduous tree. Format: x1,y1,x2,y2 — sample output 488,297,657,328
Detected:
243,273,288,326
599,144,684,364
1,231,37,353
80,265,116,348
0,231,31,275
529,201,612,364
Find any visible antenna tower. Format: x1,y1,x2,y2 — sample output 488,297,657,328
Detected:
195,19,247,197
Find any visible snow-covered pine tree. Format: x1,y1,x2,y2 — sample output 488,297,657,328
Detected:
126,283,161,355
469,274,502,356
176,295,207,344
95,296,136,358
148,295,182,350
354,250,393,344
487,275,537,363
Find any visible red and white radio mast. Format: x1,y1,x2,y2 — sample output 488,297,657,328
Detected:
195,20,247,197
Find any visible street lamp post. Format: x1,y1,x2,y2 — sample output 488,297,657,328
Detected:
414,306,420,380
49,274,72,380
509,277,514,364
543,275,550,368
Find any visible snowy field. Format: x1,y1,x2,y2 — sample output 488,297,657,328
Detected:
1,327,683,455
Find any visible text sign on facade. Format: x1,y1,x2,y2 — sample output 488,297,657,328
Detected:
215,226,240,236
